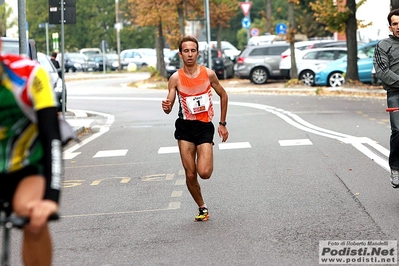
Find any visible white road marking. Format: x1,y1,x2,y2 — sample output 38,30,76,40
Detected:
175,179,186,186
279,139,313,146
168,202,181,209
67,98,391,172
63,110,114,160
159,142,252,154
218,141,252,150
93,149,128,158
158,146,179,154
171,191,183,197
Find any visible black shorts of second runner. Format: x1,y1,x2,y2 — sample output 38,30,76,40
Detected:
0,166,41,215
174,118,215,146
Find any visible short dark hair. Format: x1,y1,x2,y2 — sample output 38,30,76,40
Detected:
388,8,399,25
51,52,57,58
178,36,198,52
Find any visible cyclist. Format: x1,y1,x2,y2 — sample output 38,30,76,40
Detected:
0,37,62,265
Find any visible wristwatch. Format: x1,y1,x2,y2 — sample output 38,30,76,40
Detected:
219,121,227,126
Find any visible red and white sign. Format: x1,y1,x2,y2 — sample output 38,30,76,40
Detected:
239,2,252,17
250,28,259,36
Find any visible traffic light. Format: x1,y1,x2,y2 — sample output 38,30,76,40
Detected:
49,0,76,24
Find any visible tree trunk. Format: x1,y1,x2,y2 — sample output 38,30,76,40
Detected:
345,0,358,82
265,0,272,34
288,1,298,79
177,1,185,37
156,22,166,78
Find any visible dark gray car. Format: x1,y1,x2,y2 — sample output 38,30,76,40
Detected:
235,43,289,84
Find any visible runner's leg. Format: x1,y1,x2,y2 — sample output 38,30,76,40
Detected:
178,140,205,207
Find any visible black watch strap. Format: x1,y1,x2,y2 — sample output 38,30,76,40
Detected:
219,121,227,126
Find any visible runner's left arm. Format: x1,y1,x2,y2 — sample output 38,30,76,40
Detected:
207,69,229,142
31,66,62,203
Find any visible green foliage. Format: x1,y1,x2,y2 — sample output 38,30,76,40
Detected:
0,3,17,37
236,28,248,50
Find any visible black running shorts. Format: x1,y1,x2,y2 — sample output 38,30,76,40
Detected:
174,118,215,146
0,166,40,214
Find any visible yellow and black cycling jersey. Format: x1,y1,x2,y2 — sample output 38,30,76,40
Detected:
0,54,61,203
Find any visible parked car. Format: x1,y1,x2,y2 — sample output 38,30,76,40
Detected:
89,53,128,71
60,53,96,72
280,40,339,60
247,35,277,46
200,49,235,80
120,48,157,69
165,49,234,80
80,48,102,56
235,43,289,84
279,47,348,86
314,41,378,87
198,41,240,62
37,52,66,112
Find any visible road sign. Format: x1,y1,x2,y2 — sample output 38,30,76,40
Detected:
275,23,287,34
239,2,252,17
250,28,259,36
242,17,251,29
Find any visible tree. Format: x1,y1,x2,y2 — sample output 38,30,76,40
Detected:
26,0,126,53
310,0,367,83
287,0,298,79
0,3,17,37
208,0,238,50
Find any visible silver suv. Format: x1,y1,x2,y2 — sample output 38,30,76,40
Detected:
235,43,289,84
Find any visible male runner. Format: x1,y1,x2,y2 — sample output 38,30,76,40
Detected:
162,35,229,221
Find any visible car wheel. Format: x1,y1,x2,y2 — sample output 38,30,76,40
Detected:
328,72,345,87
250,67,268,84
299,70,315,86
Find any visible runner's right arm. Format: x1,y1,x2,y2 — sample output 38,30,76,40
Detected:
162,72,178,114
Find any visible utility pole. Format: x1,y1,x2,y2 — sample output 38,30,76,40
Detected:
205,0,211,69
18,0,27,55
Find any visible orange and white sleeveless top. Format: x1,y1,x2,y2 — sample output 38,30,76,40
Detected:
177,66,214,122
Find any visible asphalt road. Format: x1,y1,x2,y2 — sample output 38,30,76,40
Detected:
5,73,397,266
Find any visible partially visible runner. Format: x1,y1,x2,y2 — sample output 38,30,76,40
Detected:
0,34,62,265
162,35,229,221
373,8,399,188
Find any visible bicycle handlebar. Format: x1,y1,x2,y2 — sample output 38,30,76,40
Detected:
5,213,60,229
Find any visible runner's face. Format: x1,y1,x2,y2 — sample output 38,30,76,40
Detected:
179,41,198,67
390,15,399,38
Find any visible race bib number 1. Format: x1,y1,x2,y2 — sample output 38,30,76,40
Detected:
186,93,210,114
